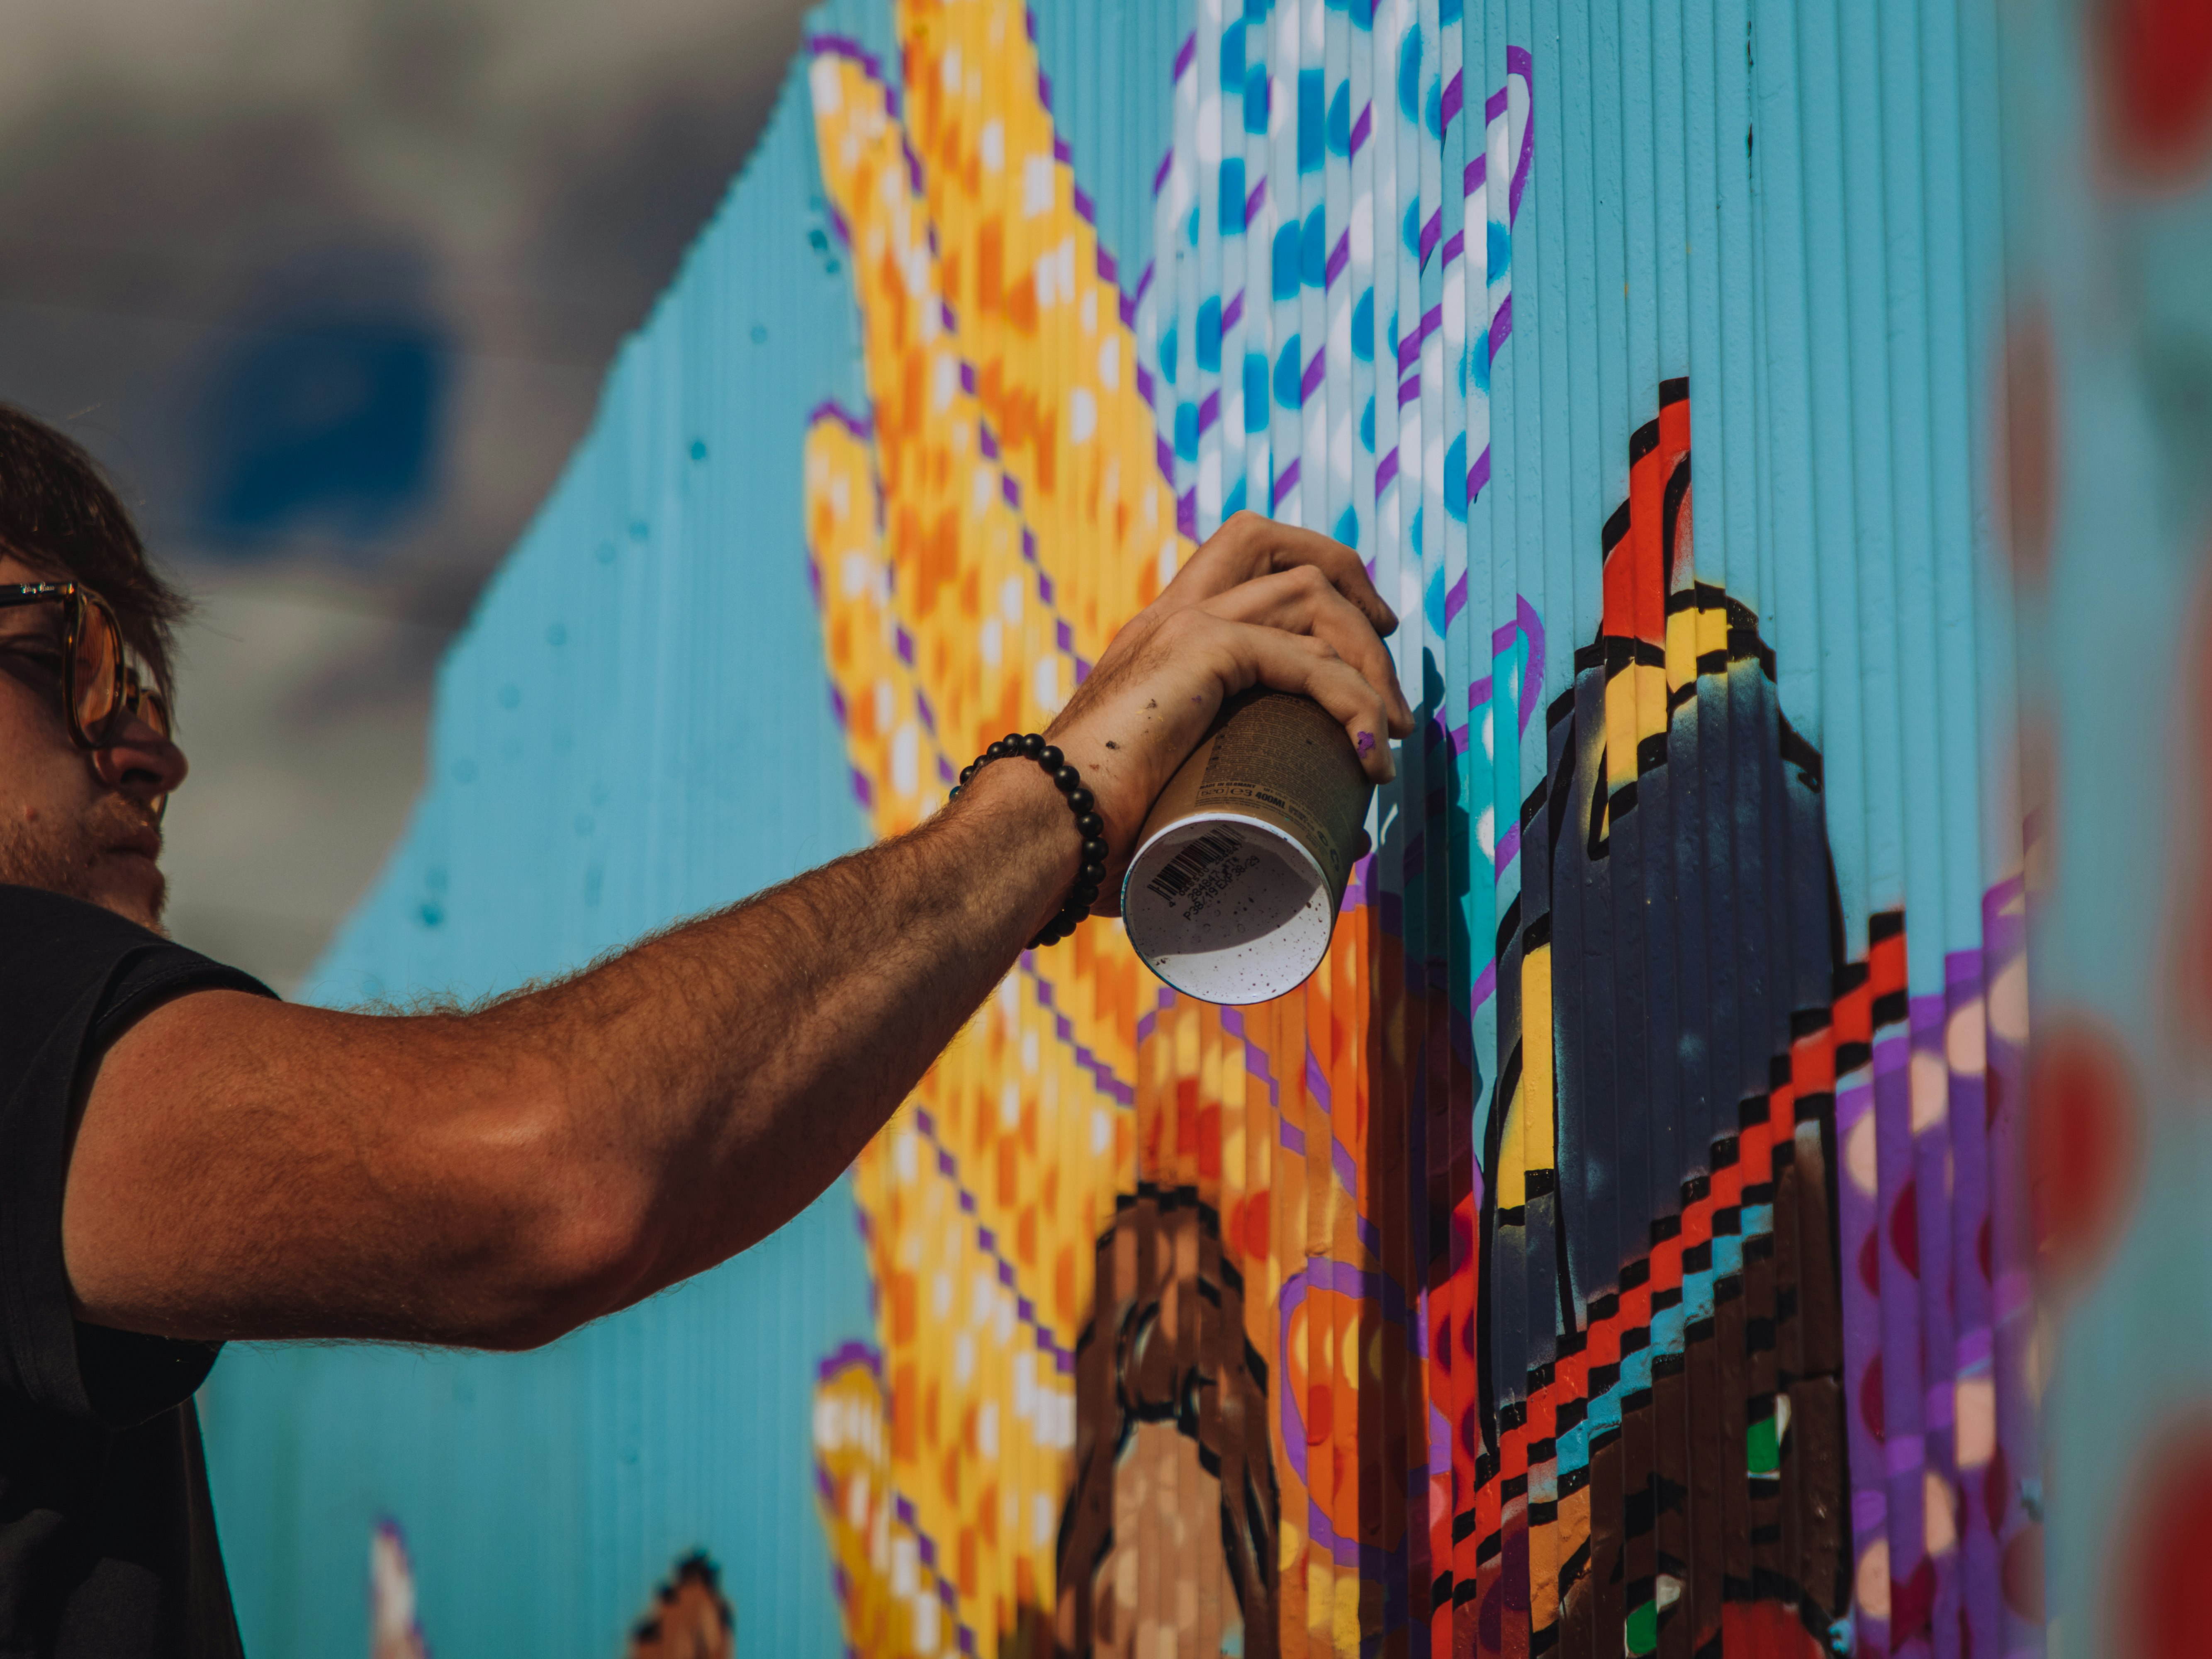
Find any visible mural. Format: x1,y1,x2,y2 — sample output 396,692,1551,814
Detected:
196,0,2210,1653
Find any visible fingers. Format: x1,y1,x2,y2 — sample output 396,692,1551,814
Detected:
1200,564,1416,735
1164,512,1399,640
1185,613,1399,784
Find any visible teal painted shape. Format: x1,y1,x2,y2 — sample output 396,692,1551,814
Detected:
201,49,878,1659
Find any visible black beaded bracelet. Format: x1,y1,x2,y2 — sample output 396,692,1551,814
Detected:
947,732,1110,949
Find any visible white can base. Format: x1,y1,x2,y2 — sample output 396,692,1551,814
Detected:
1120,812,1337,1005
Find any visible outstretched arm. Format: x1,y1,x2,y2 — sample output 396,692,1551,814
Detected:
63,514,1414,1348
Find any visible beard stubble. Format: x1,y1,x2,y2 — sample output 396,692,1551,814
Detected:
0,794,166,931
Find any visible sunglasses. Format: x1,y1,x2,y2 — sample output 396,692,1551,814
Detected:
0,581,172,751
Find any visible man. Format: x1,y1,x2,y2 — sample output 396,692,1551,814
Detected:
0,403,1413,1655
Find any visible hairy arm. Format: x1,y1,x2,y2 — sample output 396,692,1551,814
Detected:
63,514,1414,1348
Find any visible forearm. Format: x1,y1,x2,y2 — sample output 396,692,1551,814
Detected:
500,752,1078,1309
67,755,1077,1348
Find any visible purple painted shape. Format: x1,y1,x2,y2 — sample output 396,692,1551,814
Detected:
1134,263,1156,305
979,426,1000,460
1097,248,1118,285
1440,70,1464,132
1375,450,1399,494
1277,1271,1314,1485
1486,85,1508,122
1022,528,1037,562
1465,154,1487,195
1300,345,1327,402
1445,571,1469,625
1399,374,1423,407
1271,457,1301,507
1442,229,1465,266
814,1339,884,1384
914,690,936,733
1072,184,1094,222
895,625,916,665
1222,291,1244,334
1471,958,1497,1012
1136,363,1156,404
806,33,886,81
1469,445,1493,504
1489,293,1516,361
1419,209,1441,265
1052,134,1071,163
1001,474,1020,507
1173,32,1195,79
1118,292,1136,327
1279,1117,1309,1155
1875,1044,1932,1658
1177,489,1197,537
1326,230,1351,288
1506,48,1536,222
1056,620,1074,652
1332,1137,1360,1197
1349,102,1372,156
1152,149,1173,196
1038,571,1055,604
960,361,978,394
1075,657,1093,683
1198,389,1221,433
1516,595,1546,732
1247,178,1269,225
1156,436,1176,478
807,399,874,438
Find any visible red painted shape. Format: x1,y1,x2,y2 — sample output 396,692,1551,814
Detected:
1891,1180,1920,1280
2001,1524,2046,1624
2117,1425,2212,1657
2025,1014,2140,1283
1891,1555,1937,1646
2098,0,2212,182
1998,307,2056,587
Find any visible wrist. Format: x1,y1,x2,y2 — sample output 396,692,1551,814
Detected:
947,748,1086,940
950,735,1110,945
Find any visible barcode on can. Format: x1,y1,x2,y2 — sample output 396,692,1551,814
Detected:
1146,827,1247,902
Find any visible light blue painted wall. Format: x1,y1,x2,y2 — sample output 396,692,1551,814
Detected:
202,54,880,1659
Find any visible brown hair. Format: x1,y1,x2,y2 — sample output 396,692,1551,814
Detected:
0,402,188,702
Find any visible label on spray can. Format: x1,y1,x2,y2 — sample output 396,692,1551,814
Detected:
1121,691,1374,1004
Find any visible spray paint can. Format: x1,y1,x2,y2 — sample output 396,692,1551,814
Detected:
1120,690,1375,1004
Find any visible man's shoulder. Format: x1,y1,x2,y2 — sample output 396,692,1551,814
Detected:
0,885,275,1026
0,884,167,951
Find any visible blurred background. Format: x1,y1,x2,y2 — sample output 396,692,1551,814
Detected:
1,0,813,992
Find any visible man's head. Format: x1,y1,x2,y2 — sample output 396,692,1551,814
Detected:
0,404,189,930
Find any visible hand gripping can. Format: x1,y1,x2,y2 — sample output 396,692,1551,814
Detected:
1120,690,1375,1004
